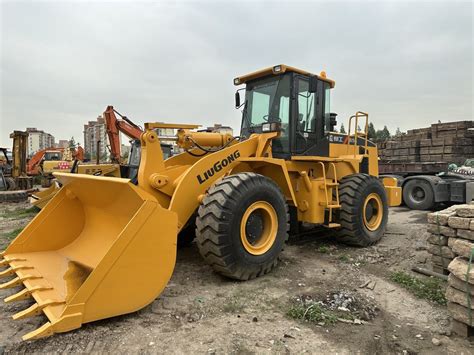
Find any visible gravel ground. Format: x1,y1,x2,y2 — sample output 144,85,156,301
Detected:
0,202,473,354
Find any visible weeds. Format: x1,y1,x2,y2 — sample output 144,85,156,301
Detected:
338,254,350,262
2,227,23,241
287,302,340,324
317,245,329,253
390,271,446,305
3,207,39,219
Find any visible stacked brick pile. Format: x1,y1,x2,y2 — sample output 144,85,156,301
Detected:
378,121,474,165
426,206,461,275
428,204,474,336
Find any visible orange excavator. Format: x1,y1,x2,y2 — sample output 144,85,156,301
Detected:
104,106,143,163
103,105,172,180
27,146,84,176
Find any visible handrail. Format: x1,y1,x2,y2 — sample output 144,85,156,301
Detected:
346,111,369,157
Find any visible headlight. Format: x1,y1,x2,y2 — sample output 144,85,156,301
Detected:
233,78,240,85
262,122,281,132
273,65,282,73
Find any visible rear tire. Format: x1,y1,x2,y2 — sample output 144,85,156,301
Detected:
196,172,289,280
402,179,434,210
0,190,28,202
5,177,16,191
336,174,388,247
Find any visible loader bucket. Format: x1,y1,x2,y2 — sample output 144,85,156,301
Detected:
0,173,178,340
30,182,60,209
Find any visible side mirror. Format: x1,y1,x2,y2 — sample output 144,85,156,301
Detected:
309,75,318,93
235,91,241,108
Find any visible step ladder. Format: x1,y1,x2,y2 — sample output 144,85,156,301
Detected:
317,162,341,228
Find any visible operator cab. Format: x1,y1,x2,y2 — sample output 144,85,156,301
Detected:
234,64,335,159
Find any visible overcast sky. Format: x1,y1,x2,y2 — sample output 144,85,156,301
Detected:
0,0,472,147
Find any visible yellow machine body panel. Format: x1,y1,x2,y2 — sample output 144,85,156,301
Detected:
382,177,402,207
75,163,121,177
31,164,122,209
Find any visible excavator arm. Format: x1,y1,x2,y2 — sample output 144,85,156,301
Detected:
104,106,143,163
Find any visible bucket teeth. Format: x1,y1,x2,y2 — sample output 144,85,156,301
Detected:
5,288,30,303
13,303,42,320
0,267,14,278
0,275,41,290
0,266,33,279
0,257,26,267
13,300,64,320
4,286,52,303
0,277,21,289
22,322,54,341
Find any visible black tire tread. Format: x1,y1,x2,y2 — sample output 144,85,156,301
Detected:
196,172,289,280
336,173,387,247
0,190,28,202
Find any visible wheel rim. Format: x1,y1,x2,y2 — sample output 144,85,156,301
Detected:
363,193,383,231
240,201,278,255
410,186,426,202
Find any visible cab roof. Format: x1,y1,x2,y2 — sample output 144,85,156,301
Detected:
233,64,335,88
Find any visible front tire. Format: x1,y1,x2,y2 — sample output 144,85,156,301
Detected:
196,172,289,280
336,174,388,247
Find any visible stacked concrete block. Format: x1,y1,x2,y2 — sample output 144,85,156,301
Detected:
436,204,474,337
426,206,458,275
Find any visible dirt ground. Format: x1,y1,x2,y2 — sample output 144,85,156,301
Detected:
0,201,473,354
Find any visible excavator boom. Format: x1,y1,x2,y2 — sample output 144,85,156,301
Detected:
104,106,143,163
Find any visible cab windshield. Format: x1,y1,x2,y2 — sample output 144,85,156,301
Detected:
241,74,290,135
44,152,62,161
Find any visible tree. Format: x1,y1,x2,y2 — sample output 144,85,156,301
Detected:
395,127,402,137
368,122,376,140
100,152,109,162
68,136,76,148
382,125,391,139
375,125,391,142
340,123,346,134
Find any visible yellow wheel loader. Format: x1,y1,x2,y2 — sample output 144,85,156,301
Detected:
0,65,401,340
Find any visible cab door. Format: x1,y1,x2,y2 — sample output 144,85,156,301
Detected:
291,75,328,157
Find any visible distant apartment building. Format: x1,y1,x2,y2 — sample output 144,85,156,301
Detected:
83,115,108,159
57,139,69,148
26,128,55,157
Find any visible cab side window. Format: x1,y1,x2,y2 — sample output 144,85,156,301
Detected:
297,80,316,133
